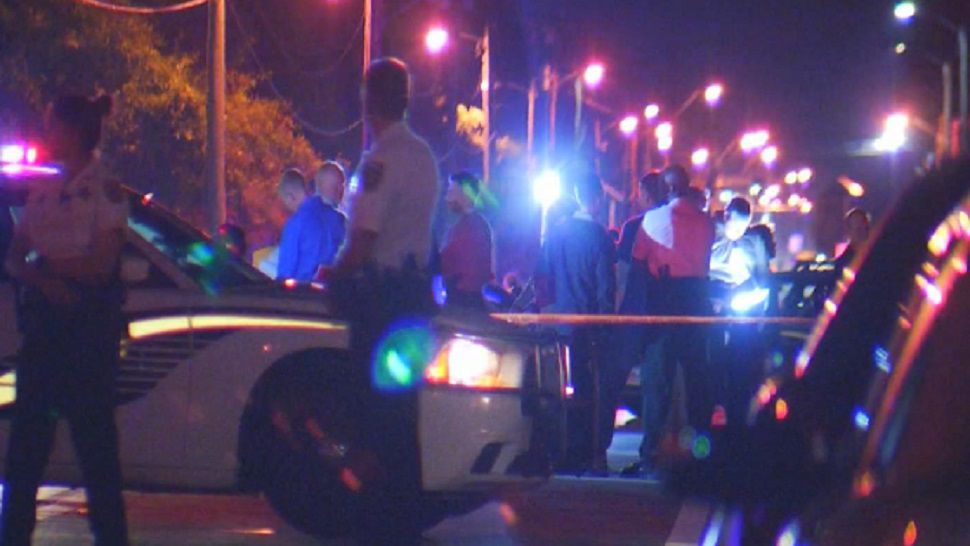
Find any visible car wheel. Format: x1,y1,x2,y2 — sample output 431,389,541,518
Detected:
237,351,363,539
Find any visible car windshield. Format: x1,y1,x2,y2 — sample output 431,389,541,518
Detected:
127,192,270,292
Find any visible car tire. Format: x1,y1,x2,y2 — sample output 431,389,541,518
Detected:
237,351,459,543
237,351,363,539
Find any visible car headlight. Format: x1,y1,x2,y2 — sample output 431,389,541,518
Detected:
425,337,525,389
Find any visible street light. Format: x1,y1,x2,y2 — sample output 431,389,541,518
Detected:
760,145,778,167
691,147,710,168
655,122,673,139
643,103,660,122
424,26,449,54
784,170,798,184
893,1,968,154
797,167,813,183
894,1,916,22
740,129,770,153
874,112,909,152
583,63,605,88
619,115,639,136
704,83,724,106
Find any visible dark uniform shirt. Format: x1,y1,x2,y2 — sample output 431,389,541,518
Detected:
537,211,616,331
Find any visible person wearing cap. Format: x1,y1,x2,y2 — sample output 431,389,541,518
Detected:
1,94,129,545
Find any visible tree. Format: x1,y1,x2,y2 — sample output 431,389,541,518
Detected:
0,0,320,249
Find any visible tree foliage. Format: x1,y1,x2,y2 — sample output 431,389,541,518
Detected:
0,0,320,248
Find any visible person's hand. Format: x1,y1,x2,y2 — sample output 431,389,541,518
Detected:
38,279,78,306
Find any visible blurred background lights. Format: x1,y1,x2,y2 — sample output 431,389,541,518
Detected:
691,147,709,168
643,103,660,120
424,27,449,54
619,115,639,136
583,62,605,87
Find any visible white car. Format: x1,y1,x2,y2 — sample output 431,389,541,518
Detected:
0,183,566,539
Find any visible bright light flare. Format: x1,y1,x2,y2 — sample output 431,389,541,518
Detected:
784,171,798,184
740,129,770,152
655,121,673,139
643,103,660,121
797,167,813,183
424,27,449,55
657,135,673,152
894,1,916,22
0,145,25,164
691,147,710,168
619,115,639,136
532,170,561,209
760,145,778,166
895,42,907,54
583,62,605,88
704,83,724,106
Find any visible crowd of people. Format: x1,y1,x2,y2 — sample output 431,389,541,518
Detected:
532,164,782,477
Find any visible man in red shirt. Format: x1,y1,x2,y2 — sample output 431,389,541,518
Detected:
440,171,494,308
631,165,716,471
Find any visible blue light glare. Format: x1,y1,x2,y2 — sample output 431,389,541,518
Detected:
853,407,871,431
873,346,892,373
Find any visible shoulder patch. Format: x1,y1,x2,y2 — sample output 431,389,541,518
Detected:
104,179,125,204
361,160,385,192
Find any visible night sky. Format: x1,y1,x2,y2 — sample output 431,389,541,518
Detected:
164,0,969,217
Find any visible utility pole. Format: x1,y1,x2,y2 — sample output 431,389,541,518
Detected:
959,26,968,153
206,0,226,233
942,61,953,160
480,27,490,184
527,79,536,177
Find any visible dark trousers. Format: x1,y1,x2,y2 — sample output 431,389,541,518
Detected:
1,292,128,546
561,327,605,470
600,277,715,462
327,267,435,545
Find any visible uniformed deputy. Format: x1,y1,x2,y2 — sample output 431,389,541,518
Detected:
1,95,129,546
323,58,439,546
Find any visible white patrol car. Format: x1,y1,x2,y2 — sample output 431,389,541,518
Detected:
0,180,566,539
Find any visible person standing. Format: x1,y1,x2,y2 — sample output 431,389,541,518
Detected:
313,161,348,268
597,171,667,467
324,57,439,546
631,165,716,471
1,94,129,545
536,172,615,474
439,171,494,308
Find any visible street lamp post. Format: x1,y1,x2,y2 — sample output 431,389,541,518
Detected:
205,0,226,233
895,2,968,154
544,63,605,156
425,25,490,183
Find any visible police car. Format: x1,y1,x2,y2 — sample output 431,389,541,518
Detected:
0,153,565,538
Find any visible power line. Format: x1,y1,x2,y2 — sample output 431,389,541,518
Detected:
75,0,207,15
228,1,362,138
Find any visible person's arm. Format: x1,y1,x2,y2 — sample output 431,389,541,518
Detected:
329,157,387,278
5,226,77,304
595,232,616,315
276,219,299,280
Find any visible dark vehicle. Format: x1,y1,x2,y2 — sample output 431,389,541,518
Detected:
670,160,970,545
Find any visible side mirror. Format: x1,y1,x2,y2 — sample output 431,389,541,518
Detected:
120,254,151,284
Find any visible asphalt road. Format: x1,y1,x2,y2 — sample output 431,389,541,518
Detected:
5,433,714,545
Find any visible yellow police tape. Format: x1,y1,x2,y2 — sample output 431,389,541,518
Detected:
490,313,816,327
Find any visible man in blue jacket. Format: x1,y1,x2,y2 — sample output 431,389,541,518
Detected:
276,168,344,281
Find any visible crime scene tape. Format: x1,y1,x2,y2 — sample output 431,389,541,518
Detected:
491,313,816,327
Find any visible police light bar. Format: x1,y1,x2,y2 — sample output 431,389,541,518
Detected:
0,143,60,177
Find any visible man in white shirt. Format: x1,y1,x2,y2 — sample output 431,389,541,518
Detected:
331,59,438,277
324,57,439,546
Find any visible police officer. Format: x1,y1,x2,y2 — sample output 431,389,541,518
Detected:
1,95,129,545
324,57,439,545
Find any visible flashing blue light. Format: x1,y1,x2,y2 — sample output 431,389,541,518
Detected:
431,274,447,306
776,521,801,546
874,346,892,373
532,170,561,209
731,287,770,313
853,407,871,431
